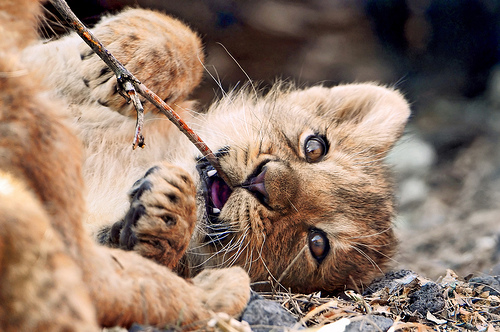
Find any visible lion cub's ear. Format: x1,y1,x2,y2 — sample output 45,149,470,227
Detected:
328,83,411,154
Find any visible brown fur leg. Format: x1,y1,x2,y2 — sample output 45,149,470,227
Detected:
0,172,99,332
81,246,249,328
0,1,98,329
1,0,249,328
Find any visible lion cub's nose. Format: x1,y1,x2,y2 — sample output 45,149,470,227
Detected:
245,166,269,204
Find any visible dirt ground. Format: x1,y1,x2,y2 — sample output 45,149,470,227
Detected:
48,0,500,281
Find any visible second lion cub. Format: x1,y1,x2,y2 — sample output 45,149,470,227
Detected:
1,0,249,330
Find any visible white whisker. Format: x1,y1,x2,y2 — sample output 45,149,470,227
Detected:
216,42,257,97
346,227,393,240
199,54,228,99
350,241,400,265
350,245,384,274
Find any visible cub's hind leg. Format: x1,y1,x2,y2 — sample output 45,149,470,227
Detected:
0,172,99,332
99,163,196,270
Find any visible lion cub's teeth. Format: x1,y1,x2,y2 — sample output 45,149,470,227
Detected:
212,207,221,214
207,169,217,177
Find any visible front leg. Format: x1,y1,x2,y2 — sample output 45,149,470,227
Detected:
99,163,196,270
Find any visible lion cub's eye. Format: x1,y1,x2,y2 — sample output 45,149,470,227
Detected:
308,229,330,263
304,135,327,163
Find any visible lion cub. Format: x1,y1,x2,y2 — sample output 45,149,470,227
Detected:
1,0,410,329
22,4,409,294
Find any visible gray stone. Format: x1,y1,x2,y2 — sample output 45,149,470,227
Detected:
345,315,394,332
408,283,445,316
387,134,436,177
241,291,299,332
363,269,417,295
469,275,500,296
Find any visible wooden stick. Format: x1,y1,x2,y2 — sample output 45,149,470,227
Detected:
123,80,145,149
48,0,232,187
136,83,232,186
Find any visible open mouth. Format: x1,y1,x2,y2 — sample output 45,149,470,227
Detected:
196,155,233,243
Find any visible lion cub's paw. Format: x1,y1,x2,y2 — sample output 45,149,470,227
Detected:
193,267,251,317
108,163,197,269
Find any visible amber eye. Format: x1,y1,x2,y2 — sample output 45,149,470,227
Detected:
304,136,327,163
308,229,330,263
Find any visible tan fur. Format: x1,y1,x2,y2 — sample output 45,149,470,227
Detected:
20,2,410,294
0,0,249,330
183,84,410,292
1,0,410,328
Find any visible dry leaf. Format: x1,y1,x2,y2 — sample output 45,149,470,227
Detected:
301,300,339,324
372,303,392,315
316,318,351,332
442,269,460,286
426,311,447,325
453,290,466,306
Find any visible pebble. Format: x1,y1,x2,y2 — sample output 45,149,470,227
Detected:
469,275,500,296
387,133,436,177
240,291,300,332
344,315,394,332
408,283,445,316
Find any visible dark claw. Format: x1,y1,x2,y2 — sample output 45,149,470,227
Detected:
144,166,160,177
119,204,146,250
129,180,152,200
110,219,125,245
96,225,113,246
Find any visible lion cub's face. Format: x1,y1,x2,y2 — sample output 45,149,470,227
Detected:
186,83,410,293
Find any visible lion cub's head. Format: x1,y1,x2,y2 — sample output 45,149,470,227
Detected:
185,83,410,293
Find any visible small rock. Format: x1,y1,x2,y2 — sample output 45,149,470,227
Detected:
363,269,417,295
128,324,164,332
387,134,436,177
241,291,299,332
317,316,393,332
364,270,445,317
345,315,394,332
398,177,429,207
469,275,500,296
408,283,445,316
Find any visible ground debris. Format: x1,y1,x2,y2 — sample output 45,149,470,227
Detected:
128,269,499,332
251,269,500,332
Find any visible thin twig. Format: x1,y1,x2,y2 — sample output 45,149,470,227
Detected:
123,80,145,149
49,0,145,149
136,83,232,187
48,0,232,187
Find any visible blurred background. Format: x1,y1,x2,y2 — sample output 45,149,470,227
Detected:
44,0,500,280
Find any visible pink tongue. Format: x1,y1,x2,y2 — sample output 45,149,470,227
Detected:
210,178,232,210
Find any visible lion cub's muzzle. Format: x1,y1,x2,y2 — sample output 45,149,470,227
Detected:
197,153,300,242
244,160,299,212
